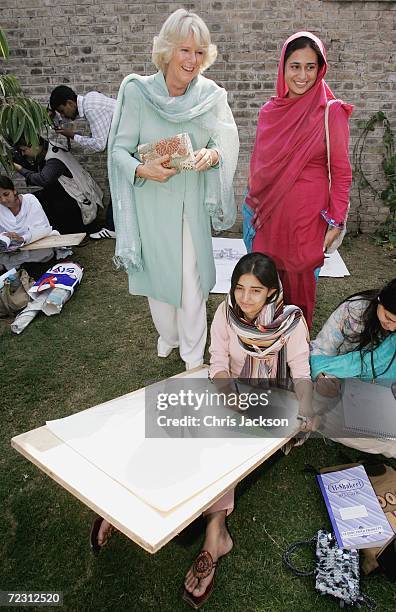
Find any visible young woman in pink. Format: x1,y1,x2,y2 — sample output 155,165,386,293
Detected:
183,252,312,608
246,32,353,328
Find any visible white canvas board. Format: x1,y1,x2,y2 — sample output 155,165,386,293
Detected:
11,423,292,553
46,368,299,512
211,237,247,293
319,250,350,277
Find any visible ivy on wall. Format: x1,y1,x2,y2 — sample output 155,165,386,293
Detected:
352,111,396,248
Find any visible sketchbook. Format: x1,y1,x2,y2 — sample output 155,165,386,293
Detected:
342,378,396,440
20,232,86,250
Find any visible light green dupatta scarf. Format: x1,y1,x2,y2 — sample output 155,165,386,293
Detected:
108,72,239,272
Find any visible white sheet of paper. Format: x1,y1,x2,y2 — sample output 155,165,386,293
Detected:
211,237,247,293
46,369,298,512
319,250,350,277
211,239,349,293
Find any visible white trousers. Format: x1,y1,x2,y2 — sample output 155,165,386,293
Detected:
148,219,207,368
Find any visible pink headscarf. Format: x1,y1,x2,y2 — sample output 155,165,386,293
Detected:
246,31,352,226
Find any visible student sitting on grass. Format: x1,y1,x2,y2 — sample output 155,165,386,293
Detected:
13,137,103,237
89,252,314,609
182,252,313,609
310,278,396,457
0,175,54,275
311,278,396,386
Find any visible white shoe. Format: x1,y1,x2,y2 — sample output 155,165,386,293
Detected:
157,337,178,358
185,360,204,371
89,228,116,240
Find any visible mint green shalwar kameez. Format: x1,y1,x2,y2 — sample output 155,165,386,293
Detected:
109,72,239,365
111,72,230,307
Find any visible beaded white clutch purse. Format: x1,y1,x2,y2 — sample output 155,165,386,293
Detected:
137,132,196,171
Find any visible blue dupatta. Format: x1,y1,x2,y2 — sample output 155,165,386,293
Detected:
310,333,396,386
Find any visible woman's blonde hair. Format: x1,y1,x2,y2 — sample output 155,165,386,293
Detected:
152,8,217,73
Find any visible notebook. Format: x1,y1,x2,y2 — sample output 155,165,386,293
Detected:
342,378,396,439
317,464,394,550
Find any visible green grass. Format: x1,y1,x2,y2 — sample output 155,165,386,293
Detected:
1,235,396,611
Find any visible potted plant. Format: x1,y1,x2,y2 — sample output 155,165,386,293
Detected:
0,28,52,174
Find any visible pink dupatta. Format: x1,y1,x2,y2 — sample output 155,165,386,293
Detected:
246,32,351,227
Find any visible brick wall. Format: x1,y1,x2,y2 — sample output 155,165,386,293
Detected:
2,0,395,232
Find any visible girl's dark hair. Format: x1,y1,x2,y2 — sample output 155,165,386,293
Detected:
341,278,396,353
15,135,46,150
230,252,280,316
0,175,15,190
284,36,325,70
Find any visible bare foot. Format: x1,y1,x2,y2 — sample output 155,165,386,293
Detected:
97,519,114,546
184,511,233,598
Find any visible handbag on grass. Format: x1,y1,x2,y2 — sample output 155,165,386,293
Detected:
324,99,350,255
283,529,377,610
0,268,34,318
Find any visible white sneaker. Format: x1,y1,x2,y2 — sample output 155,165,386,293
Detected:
89,228,116,240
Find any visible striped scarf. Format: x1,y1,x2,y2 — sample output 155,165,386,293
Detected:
226,287,304,386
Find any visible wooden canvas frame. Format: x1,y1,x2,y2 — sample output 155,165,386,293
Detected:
11,367,298,553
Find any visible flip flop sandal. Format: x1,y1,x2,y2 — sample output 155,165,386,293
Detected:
182,550,218,609
89,515,116,556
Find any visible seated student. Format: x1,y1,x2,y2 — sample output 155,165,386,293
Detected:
182,252,313,607
89,253,313,608
311,279,396,385
310,279,396,457
13,137,103,236
0,175,53,274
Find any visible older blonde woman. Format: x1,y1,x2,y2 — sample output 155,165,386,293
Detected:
108,8,239,370
90,9,239,608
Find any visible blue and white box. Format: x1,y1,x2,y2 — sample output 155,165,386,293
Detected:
317,465,394,550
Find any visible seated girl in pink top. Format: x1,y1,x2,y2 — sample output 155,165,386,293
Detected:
183,252,313,609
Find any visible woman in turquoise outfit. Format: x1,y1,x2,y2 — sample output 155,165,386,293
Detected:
310,278,396,457
108,8,239,370
311,278,396,384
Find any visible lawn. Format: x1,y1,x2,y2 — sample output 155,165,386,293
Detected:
1,234,395,612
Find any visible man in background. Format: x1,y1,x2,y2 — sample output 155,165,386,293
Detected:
50,85,116,239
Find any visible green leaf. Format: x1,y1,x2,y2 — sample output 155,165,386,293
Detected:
0,28,9,60
10,105,20,142
13,114,26,144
